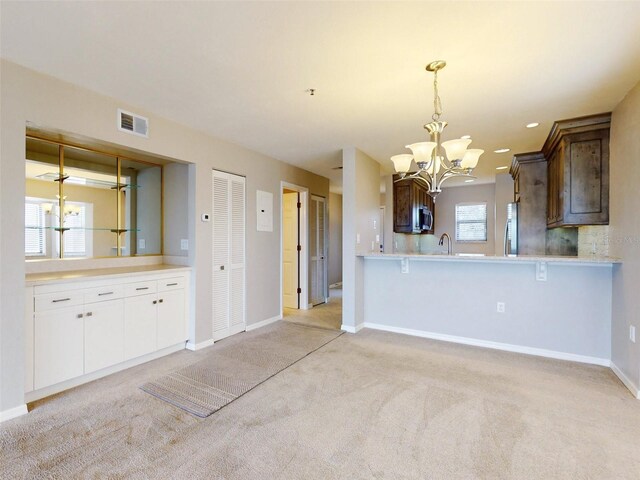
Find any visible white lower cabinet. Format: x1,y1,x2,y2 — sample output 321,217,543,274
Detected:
84,299,125,374
34,305,85,390
28,269,189,397
124,294,158,360
157,289,186,350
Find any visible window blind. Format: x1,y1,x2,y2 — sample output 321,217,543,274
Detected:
25,202,45,256
455,203,487,242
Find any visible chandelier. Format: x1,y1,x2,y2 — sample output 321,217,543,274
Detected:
391,60,483,199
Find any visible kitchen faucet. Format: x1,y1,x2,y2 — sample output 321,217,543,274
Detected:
438,233,452,255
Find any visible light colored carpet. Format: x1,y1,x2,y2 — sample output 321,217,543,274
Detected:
1,317,639,478
283,286,342,330
141,322,343,417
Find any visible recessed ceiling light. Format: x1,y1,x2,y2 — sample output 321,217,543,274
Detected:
494,148,510,154
461,135,471,139
496,166,509,170
526,122,539,128
464,179,475,183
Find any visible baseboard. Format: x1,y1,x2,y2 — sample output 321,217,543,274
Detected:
25,343,186,403
246,314,282,332
0,404,28,424
341,323,364,334
186,338,215,351
611,362,640,399
363,322,611,367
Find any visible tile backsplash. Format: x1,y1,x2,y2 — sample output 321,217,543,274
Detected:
578,225,610,257
392,234,445,254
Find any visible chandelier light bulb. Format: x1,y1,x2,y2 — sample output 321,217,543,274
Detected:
390,154,414,174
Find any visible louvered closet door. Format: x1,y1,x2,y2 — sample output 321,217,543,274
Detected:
310,195,327,306
212,170,246,341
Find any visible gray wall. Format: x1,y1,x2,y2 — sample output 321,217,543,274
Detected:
136,167,162,255
609,80,640,395
163,162,189,257
328,192,342,286
0,60,329,414
342,147,380,329
433,183,496,255
364,258,612,361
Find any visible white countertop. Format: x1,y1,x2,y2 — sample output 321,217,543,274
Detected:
26,264,191,286
359,252,620,266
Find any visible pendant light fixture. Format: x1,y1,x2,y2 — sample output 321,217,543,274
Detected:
391,61,483,199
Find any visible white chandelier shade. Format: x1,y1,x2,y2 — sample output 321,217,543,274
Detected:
391,60,483,198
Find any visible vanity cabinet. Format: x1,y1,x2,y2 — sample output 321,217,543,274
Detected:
393,176,435,234
543,114,610,227
26,268,189,399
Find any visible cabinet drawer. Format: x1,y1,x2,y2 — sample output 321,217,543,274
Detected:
124,280,157,297
84,285,124,304
157,277,185,292
35,292,83,312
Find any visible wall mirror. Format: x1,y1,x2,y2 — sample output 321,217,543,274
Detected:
25,135,163,259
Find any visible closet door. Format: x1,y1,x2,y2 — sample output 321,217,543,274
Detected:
212,170,246,341
310,195,327,306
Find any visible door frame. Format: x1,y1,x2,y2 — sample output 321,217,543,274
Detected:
310,194,328,305
280,182,309,315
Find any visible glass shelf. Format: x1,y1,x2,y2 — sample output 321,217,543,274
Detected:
36,172,140,190
26,226,140,232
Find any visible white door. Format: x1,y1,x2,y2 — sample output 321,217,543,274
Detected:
84,299,124,374
310,195,327,306
282,191,299,309
212,170,246,341
34,306,84,389
123,293,157,360
157,289,186,349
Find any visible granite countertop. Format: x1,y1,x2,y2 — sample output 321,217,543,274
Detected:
359,252,620,266
26,264,191,286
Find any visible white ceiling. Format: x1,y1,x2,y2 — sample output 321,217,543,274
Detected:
2,2,640,192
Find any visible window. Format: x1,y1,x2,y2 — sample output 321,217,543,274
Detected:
25,200,46,256
455,202,487,242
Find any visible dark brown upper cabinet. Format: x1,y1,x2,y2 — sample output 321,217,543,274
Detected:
393,175,435,234
542,113,610,228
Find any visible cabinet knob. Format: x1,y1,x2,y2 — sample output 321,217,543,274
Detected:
220,265,225,271
77,313,84,319
86,312,93,317
159,299,164,304
153,300,157,305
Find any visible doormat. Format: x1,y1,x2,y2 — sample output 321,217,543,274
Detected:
141,322,343,417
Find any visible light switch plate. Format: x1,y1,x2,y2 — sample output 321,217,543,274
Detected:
138,239,146,249
536,262,547,281
401,258,409,274
181,239,189,251
631,325,636,343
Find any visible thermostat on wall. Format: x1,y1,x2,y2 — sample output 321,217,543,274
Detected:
201,213,210,222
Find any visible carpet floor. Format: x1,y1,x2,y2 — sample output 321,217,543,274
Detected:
141,322,342,417
1,311,639,479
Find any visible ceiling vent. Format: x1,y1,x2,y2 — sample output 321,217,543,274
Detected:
118,109,148,138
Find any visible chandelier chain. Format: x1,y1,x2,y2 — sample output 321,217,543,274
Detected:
432,69,443,121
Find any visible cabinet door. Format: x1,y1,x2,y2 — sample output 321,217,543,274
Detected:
34,306,84,389
157,290,186,350
393,180,412,233
124,293,157,360
84,299,125,374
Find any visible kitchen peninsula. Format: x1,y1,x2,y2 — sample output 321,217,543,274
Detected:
357,253,618,366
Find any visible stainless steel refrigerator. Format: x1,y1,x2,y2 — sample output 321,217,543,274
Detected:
504,202,518,255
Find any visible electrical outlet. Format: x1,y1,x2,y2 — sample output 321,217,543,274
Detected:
373,219,377,230
536,262,547,281
356,233,361,245
497,302,506,313
375,234,380,242
138,238,146,249
180,239,189,251
631,325,636,343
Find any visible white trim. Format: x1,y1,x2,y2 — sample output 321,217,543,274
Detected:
246,314,282,332
0,404,28,424
611,362,640,399
186,338,215,351
341,323,364,334
363,322,611,367
25,343,186,403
